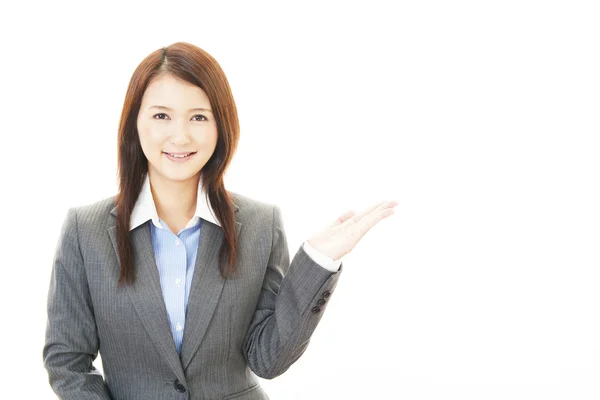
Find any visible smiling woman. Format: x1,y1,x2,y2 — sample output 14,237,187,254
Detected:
42,41,396,400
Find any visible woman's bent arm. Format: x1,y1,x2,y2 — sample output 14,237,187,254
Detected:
43,207,112,399
243,205,343,379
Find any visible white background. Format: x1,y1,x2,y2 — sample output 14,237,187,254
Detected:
1,0,599,399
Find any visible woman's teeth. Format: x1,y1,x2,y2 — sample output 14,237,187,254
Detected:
164,152,194,158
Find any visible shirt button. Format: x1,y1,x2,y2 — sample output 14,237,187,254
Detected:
175,278,182,286
175,239,181,246
175,323,183,332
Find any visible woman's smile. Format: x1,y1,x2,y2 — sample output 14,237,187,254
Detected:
163,151,197,162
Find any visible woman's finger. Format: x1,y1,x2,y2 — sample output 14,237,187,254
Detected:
330,210,356,227
350,200,391,223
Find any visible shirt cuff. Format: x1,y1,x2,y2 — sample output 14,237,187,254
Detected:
302,240,342,272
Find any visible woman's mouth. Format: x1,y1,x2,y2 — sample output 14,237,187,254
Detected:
163,151,197,162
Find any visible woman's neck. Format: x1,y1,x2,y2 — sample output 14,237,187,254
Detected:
148,170,200,224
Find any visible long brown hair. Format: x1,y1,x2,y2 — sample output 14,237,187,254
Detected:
114,42,240,286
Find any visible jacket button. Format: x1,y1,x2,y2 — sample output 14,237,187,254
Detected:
323,290,331,298
173,379,186,393
317,298,326,306
311,306,321,314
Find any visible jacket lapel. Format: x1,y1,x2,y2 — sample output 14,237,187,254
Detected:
107,221,187,385
107,198,241,382
180,218,242,371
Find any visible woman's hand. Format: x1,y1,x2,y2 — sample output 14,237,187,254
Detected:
307,200,398,261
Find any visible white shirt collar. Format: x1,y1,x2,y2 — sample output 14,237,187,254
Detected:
129,173,221,231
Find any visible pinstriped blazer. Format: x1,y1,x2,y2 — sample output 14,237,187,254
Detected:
43,192,343,400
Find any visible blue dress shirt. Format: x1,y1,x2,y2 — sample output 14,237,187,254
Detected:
150,216,202,355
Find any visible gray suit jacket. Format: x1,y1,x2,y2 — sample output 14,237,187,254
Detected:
43,192,343,400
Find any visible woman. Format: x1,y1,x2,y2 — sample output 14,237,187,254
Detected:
43,42,397,400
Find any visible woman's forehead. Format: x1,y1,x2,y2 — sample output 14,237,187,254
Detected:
141,75,211,109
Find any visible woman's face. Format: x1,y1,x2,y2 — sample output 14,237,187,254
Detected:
137,73,218,184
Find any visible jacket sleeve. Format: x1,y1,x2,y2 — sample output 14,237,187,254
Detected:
243,204,343,379
42,207,112,399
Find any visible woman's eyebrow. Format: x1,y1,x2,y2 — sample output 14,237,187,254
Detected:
149,105,213,113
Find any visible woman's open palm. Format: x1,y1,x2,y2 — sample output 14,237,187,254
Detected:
307,200,398,262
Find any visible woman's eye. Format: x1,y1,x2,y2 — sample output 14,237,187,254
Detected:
152,113,207,121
